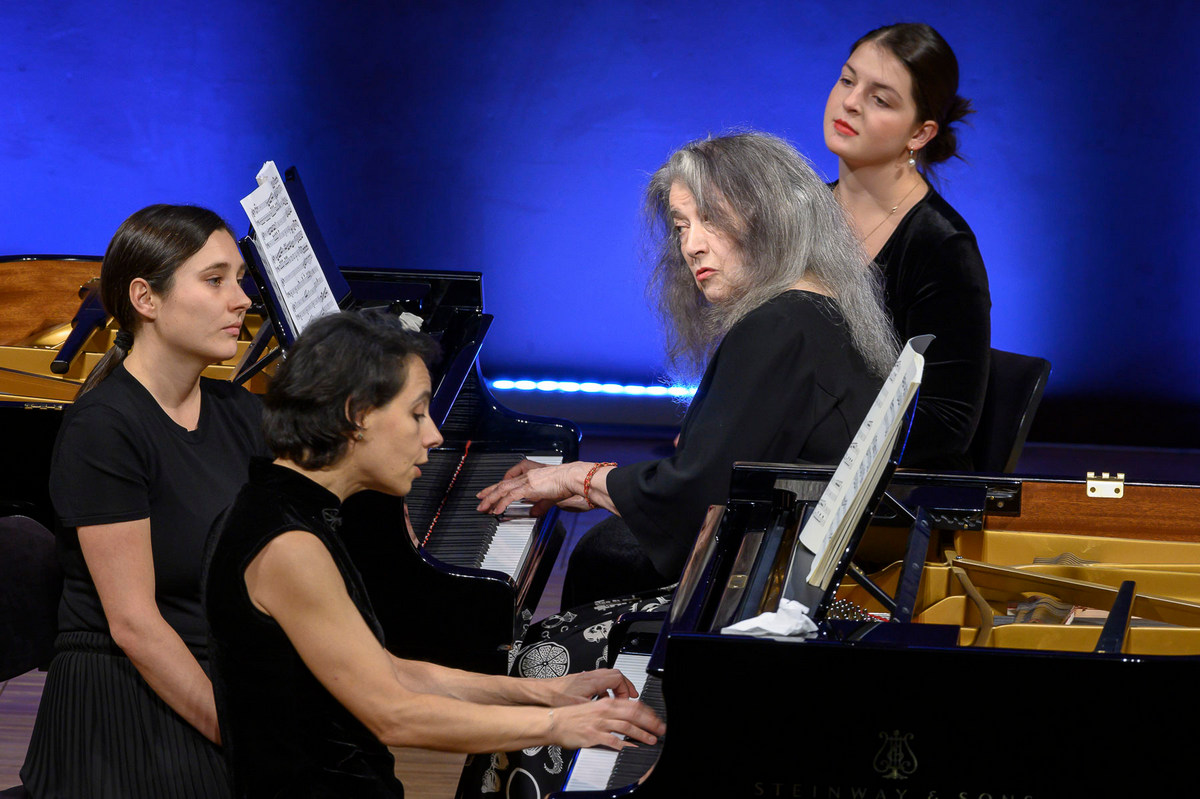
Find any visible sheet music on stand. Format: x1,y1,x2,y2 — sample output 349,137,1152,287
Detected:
240,161,339,343
781,336,930,607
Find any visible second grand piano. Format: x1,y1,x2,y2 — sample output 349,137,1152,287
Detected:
236,165,582,673
0,168,579,675
560,464,1200,798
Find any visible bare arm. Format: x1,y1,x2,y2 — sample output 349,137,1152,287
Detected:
247,531,663,753
385,655,640,707
79,519,220,743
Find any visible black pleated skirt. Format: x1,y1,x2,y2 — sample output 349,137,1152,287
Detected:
20,632,230,799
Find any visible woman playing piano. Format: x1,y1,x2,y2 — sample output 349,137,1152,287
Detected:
204,310,664,798
477,130,897,607
20,205,265,797
464,130,897,798
826,22,991,469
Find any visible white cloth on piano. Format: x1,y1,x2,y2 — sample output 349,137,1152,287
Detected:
720,598,818,637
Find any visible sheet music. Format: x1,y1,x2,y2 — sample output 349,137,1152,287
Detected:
240,161,339,337
784,337,927,595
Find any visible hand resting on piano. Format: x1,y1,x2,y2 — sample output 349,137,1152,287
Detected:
476,458,616,517
535,670,663,751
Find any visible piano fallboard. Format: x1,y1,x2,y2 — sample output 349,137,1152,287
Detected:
627,630,1198,798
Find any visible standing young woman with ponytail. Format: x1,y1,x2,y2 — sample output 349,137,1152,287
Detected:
19,205,264,798
826,22,992,470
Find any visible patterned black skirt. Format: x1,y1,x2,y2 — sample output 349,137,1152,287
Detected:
20,632,229,799
458,588,673,799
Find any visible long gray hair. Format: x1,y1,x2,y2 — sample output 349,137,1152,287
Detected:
645,131,898,380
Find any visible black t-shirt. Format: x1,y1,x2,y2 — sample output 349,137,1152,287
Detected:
607,290,882,579
50,364,265,657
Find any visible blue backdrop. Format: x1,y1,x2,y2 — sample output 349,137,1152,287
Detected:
3,1,1197,445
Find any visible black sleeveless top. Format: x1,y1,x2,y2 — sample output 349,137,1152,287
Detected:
204,459,403,798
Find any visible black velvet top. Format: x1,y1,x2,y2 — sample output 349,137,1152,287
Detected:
607,290,881,580
875,188,991,470
204,459,403,798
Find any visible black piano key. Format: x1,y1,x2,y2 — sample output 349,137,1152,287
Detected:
608,675,667,790
413,449,528,571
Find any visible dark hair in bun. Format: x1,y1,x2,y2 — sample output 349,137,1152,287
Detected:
853,22,974,169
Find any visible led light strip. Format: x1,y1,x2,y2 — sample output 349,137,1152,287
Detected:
488,379,696,398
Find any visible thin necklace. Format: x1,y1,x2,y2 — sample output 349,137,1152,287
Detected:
837,179,922,243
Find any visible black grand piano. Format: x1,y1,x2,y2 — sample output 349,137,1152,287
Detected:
318,266,578,674
0,166,578,675
552,350,1200,797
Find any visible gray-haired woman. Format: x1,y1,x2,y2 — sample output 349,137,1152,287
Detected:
477,130,897,608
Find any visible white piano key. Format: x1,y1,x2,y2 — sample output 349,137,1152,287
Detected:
561,653,651,793
479,517,535,574
476,455,561,577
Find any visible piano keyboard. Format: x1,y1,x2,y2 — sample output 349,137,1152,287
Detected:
407,450,562,579
561,652,666,793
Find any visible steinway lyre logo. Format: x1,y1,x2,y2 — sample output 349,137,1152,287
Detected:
873,730,917,780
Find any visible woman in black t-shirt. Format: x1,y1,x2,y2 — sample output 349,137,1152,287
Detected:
20,205,264,798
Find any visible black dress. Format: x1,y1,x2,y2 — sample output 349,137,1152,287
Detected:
20,365,264,799
875,188,991,470
204,459,404,798
562,290,881,606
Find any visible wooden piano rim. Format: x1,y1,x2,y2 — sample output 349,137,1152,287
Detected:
1,257,102,347
983,478,1200,541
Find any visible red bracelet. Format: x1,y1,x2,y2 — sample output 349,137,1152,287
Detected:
583,462,617,510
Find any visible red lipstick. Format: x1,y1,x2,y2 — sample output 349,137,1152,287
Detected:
833,119,858,136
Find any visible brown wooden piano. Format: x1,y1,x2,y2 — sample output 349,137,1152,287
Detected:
556,465,1200,798
0,175,578,675
1,254,103,524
